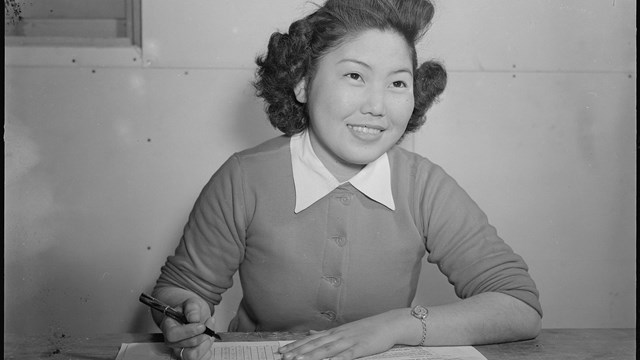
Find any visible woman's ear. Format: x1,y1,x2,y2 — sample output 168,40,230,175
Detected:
294,79,307,103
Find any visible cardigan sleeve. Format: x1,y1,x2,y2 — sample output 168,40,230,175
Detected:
416,161,542,317
153,154,248,309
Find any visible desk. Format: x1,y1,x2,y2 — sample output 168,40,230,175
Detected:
4,329,635,360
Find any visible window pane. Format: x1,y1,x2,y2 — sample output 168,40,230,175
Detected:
5,0,139,46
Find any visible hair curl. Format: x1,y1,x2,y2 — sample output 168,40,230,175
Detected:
254,0,447,136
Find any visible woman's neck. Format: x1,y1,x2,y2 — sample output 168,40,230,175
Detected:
307,131,365,183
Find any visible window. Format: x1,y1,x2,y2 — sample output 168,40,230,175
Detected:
4,0,141,47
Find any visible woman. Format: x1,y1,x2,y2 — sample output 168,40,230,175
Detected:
150,1,542,359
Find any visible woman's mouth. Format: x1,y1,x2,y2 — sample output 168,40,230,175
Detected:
347,124,383,135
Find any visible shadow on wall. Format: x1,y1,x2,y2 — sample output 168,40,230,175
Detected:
5,119,62,335
230,76,281,150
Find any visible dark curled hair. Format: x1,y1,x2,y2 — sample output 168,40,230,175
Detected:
254,0,447,136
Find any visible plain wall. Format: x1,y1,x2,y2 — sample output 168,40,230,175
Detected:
4,0,636,336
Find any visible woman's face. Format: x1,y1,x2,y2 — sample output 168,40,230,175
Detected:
295,29,415,179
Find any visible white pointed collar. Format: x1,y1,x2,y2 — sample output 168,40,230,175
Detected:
290,130,396,213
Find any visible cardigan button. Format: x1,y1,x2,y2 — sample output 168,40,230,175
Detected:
323,276,342,287
332,236,347,247
339,195,351,205
320,311,337,321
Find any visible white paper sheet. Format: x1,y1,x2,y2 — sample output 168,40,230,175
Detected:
115,341,487,360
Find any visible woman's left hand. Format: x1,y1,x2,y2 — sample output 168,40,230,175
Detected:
278,309,413,360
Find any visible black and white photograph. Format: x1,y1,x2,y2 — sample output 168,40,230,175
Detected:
4,1,635,359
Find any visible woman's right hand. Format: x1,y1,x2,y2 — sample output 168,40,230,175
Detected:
160,297,217,360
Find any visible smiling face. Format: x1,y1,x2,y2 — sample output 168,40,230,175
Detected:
295,29,415,181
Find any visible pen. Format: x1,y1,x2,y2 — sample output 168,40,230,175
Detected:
139,292,221,340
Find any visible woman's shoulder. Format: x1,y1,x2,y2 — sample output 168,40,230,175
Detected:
235,135,291,159
222,135,293,179
387,145,459,196
388,145,443,175
211,135,291,179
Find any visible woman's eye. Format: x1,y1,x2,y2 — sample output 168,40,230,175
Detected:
346,73,362,81
392,80,407,88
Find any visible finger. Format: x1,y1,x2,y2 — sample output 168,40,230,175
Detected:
177,333,213,350
163,318,208,345
281,335,342,360
183,299,205,323
163,314,204,336
179,337,214,360
325,347,360,360
201,348,213,360
204,316,216,331
279,330,327,353
179,347,191,360
288,339,354,360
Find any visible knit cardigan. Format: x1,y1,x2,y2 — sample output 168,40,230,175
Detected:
154,135,541,331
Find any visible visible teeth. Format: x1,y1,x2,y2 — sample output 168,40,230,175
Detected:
348,125,382,134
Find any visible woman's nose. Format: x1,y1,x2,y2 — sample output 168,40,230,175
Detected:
360,87,386,116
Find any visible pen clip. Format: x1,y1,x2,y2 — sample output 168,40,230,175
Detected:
139,293,188,323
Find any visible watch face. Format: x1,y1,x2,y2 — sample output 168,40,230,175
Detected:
412,305,428,319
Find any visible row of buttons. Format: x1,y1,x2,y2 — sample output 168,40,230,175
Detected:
320,191,352,323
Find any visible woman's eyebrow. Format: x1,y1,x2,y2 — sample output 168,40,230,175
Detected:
392,68,413,76
337,58,371,69
337,58,412,76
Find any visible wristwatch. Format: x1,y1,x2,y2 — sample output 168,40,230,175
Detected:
411,305,429,346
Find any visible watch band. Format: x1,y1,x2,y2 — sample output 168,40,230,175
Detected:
411,305,429,346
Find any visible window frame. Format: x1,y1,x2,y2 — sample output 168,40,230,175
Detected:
4,0,142,68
